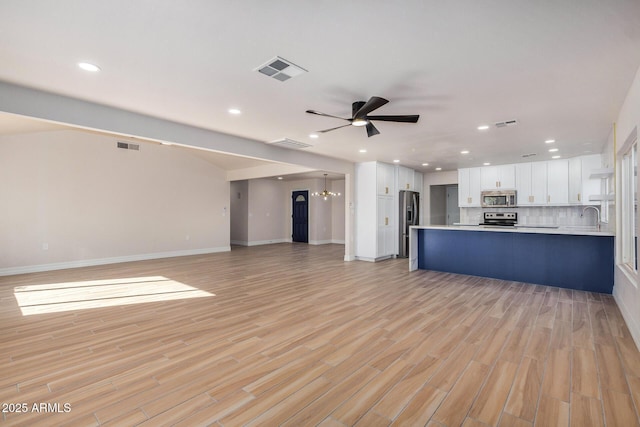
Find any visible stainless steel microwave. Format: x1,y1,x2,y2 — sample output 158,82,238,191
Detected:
481,190,517,208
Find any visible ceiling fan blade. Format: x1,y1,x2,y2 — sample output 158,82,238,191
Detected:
366,115,420,123
353,96,389,119
366,122,380,137
318,124,352,133
306,110,350,121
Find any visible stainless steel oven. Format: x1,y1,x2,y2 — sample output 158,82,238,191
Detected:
481,190,517,208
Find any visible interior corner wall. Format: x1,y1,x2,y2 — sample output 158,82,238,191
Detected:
612,63,640,350
331,179,346,244
230,180,249,245
246,178,287,245
0,129,230,275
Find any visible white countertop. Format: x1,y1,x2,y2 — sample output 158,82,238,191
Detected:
412,224,614,237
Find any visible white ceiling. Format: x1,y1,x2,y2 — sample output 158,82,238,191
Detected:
1,1,639,173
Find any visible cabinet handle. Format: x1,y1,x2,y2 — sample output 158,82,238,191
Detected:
529,195,534,203
496,181,499,188
578,193,581,202
548,195,550,203
385,217,389,226
468,197,472,204
406,183,410,189
385,186,388,194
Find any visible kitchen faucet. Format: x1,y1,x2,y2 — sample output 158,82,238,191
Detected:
581,206,601,231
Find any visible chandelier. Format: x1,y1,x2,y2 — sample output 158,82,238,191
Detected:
312,173,341,200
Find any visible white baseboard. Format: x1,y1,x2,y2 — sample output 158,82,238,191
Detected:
246,239,288,247
309,240,332,245
309,240,346,245
230,240,249,246
613,282,640,351
0,246,231,277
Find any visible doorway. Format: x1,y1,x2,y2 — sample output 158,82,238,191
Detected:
445,185,460,225
292,190,309,243
430,184,460,225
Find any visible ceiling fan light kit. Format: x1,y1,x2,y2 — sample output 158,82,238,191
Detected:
306,96,419,137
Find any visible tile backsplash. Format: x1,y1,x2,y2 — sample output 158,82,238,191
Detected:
460,205,613,232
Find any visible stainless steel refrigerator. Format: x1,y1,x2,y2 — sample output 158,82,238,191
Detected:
399,190,420,258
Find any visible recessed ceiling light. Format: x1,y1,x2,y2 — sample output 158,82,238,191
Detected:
277,176,283,180
309,133,319,139
435,167,442,171
552,155,561,159
545,139,555,144
549,148,559,152
78,62,100,72
359,149,367,153
352,119,368,127
461,150,470,154
422,163,429,166
477,125,490,130
228,108,241,115
483,162,491,166
393,159,400,163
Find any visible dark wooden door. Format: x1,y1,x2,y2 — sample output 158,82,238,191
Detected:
292,190,308,243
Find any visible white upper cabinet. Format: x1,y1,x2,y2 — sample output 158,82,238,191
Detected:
546,159,569,204
397,166,415,191
568,154,602,204
458,167,482,207
481,164,516,190
516,162,547,205
376,162,395,196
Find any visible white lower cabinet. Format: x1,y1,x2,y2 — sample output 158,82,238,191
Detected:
376,196,395,258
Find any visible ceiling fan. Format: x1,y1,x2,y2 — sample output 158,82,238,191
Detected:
306,96,419,137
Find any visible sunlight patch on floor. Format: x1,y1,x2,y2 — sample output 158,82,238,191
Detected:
13,276,214,315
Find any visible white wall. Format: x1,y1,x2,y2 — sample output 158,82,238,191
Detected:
247,178,287,244
612,63,640,349
0,130,230,275
281,178,342,245
230,177,345,246
230,180,248,244
331,180,346,243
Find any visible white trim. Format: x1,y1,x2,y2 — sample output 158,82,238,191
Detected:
613,276,640,351
309,240,345,245
309,240,332,245
0,246,231,277
246,239,288,246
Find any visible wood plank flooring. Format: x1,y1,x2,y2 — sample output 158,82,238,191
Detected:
0,243,639,426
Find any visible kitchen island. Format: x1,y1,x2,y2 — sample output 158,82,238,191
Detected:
409,225,614,293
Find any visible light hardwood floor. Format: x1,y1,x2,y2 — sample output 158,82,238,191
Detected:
1,243,639,426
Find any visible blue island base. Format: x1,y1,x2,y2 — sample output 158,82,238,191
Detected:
417,229,614,294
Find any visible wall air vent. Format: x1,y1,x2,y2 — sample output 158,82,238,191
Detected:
255,56,307,82
495,119,518,128
117,142,140,150
522,153,537,158
266,138,312,149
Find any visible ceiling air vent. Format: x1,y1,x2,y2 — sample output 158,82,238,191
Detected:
266,138,312,149
495,119,518,128
256,56,307,82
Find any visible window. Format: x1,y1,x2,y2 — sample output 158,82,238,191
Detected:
621,140,637,271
